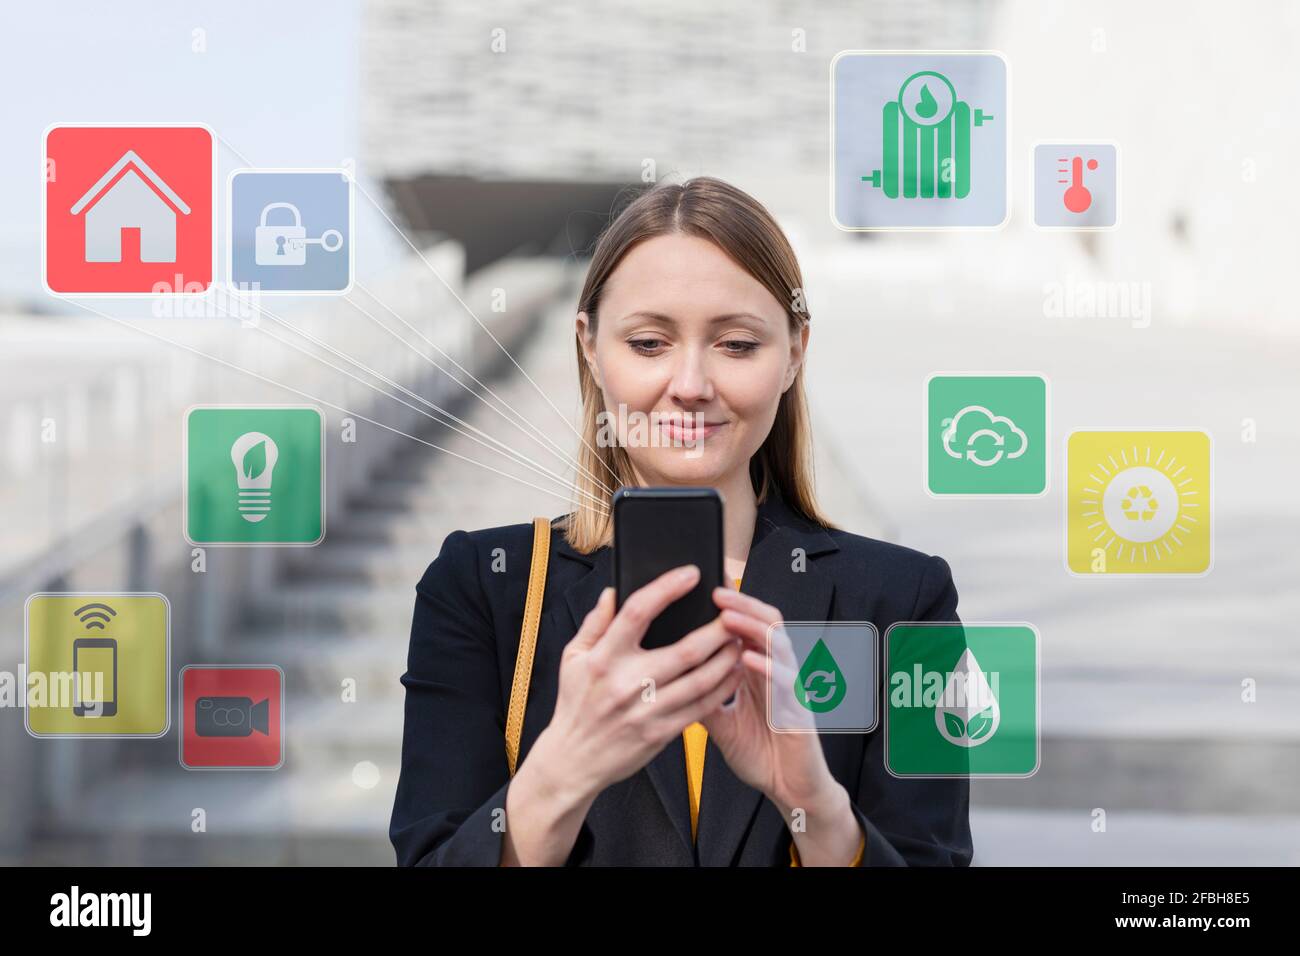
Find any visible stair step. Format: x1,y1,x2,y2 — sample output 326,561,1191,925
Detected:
243,582,422,632
283,695,406,764
288,544,439,585
46,762,399,852
970,807,1300,865
232,629,411,694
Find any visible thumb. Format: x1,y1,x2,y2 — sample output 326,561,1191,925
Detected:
700,687,740,745
569,587,615,653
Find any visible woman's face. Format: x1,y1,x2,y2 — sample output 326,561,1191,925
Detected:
577,233,808,489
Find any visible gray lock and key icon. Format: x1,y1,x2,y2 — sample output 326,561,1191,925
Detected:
254,202,343,266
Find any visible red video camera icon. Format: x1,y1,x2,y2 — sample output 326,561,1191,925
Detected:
180,666,283,770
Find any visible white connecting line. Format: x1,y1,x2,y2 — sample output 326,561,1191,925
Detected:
348,171,621,490
221,296,609,511
215,131,620,496
62,132,627,516
64,297,608,516
343,286,614,496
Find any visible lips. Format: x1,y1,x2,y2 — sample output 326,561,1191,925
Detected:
659,418,727,441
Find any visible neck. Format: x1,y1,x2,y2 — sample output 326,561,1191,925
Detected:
717,468,757,582
625,465,758,583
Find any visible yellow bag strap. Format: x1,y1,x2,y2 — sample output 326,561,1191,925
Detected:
506,517,551,777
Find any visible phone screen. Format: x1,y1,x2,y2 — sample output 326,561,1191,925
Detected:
614,488,724,649
75,644,116,709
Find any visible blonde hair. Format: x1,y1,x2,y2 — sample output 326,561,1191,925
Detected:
560,176,835,552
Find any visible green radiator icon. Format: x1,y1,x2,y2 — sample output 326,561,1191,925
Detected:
863,71,994,199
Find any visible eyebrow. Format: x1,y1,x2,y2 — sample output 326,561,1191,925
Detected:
616,311,770,326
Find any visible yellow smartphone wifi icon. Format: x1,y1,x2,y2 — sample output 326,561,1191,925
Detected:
26,592,169,737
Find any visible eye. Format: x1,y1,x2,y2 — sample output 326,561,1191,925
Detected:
720,339,760,355
627,337,666,355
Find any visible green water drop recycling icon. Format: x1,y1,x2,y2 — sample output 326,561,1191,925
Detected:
794,638,847,713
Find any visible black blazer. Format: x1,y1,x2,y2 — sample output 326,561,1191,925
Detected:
390,485,974,866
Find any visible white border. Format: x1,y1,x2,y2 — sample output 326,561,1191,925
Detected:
1063,427,1215,578
923,372,1051,499
883,621,1041,779
182,404,327,548
178,664,286,771
41,122,218,298
23,591,172,739
764,621,880,734
1030,139,1122,232
829,50,1012,232
225,167,356,296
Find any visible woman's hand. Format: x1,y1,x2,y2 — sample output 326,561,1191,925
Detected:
506,564,743,865
533,564,746,806
701,587,862,863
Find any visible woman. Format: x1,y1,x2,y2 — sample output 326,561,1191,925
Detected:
390,177,973,866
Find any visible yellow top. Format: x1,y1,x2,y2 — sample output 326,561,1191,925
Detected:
682,577,865,866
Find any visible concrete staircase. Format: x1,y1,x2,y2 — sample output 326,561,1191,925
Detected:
27,266,582,865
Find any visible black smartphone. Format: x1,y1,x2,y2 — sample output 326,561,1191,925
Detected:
613,487,725,650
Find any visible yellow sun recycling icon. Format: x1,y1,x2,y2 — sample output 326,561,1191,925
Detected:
1066,430,1212,575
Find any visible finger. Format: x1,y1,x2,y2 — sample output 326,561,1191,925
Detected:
711,586,782,624
767,623,800,671
569,587,616,652
718,608,770,646
679,664,745,727
719,610,798,672
740,647,772,680
603,564,701,651
735,648,774,722
655,654,745,737
649,632,742,714
699,666,745,742
737,648,810,733
699,688,738,741
641,615,735,685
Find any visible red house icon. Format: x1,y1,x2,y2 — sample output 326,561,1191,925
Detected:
44,124,214,295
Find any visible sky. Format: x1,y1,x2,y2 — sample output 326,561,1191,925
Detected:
0,0,373,299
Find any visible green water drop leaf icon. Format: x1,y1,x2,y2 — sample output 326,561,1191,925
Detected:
915,83,939,118
794,637,847,713
242,440,267,480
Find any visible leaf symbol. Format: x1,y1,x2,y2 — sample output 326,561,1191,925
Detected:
943,711,965,739
242,440,267,479
967,707,994,740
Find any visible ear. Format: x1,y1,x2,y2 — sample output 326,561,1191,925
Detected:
783,322,809,391
576,311,604,389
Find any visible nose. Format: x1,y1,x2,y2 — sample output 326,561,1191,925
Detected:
666,345,715,406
